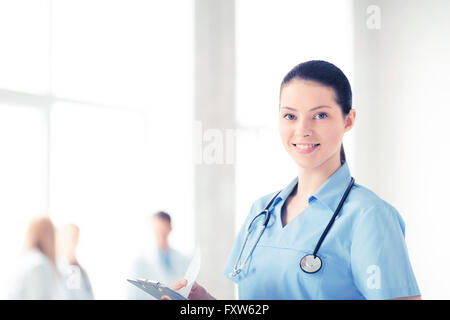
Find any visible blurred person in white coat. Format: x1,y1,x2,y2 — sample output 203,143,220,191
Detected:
56,223,94,300
8,216,64,299
127,211,189,299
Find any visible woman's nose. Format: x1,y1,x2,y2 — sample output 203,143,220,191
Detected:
294,117,312,137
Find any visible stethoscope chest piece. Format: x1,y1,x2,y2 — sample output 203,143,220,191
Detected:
300,254,322,274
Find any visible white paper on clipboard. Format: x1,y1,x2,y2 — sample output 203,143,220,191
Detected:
177,247,201,298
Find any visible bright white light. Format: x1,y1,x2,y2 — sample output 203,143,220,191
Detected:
50,101,149,299
51,0,193,110
0,0,50,94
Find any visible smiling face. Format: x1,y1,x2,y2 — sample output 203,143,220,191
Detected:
279,79,355,170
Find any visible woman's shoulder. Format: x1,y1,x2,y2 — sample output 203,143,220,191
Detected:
347,183,405,229
350,183,397,211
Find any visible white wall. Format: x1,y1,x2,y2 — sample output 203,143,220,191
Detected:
353,0,450,299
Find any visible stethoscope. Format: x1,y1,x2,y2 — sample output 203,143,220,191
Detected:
230,177,354,277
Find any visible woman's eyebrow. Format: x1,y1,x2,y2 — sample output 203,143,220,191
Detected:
280,106,298,111
309,105,332,111
280,105,332,112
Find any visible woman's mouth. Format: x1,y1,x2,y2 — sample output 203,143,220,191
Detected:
292,143,320,154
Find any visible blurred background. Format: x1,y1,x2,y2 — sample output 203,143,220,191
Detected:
0,0,449,299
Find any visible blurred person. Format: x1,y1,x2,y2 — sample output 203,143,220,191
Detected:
8,216,64,299
56,224,94,300
127,211,189,300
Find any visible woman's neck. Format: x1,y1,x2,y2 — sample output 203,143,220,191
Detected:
295,155,342,201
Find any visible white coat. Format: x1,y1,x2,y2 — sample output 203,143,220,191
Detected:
57,259,94,300
126,246,190,300
8,249,64,300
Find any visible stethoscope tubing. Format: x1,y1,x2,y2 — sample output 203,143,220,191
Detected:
312,177,354,257
232,192,281,277
231,176,355,277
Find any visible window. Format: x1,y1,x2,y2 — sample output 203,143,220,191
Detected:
0,0,193,299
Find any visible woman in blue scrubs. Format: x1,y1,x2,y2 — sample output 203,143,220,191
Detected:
171,60,421,300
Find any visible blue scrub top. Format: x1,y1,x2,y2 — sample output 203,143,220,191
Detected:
223,161,421,300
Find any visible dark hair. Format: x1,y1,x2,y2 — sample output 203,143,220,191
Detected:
153,211,171,224
280,60,352,163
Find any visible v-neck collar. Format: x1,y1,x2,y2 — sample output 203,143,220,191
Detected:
273,161,353,228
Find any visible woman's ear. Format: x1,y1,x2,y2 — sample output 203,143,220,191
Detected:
344,108,356,133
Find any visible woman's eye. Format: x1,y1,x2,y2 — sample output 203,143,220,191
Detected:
284,114,296,120
314,113,328,120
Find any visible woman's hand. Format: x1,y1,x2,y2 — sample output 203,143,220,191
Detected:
161,279,216,300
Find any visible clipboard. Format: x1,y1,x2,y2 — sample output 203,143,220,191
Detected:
127,279,187,300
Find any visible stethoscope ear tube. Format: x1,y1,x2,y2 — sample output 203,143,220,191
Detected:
312,177,355,257
231,191,282,278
